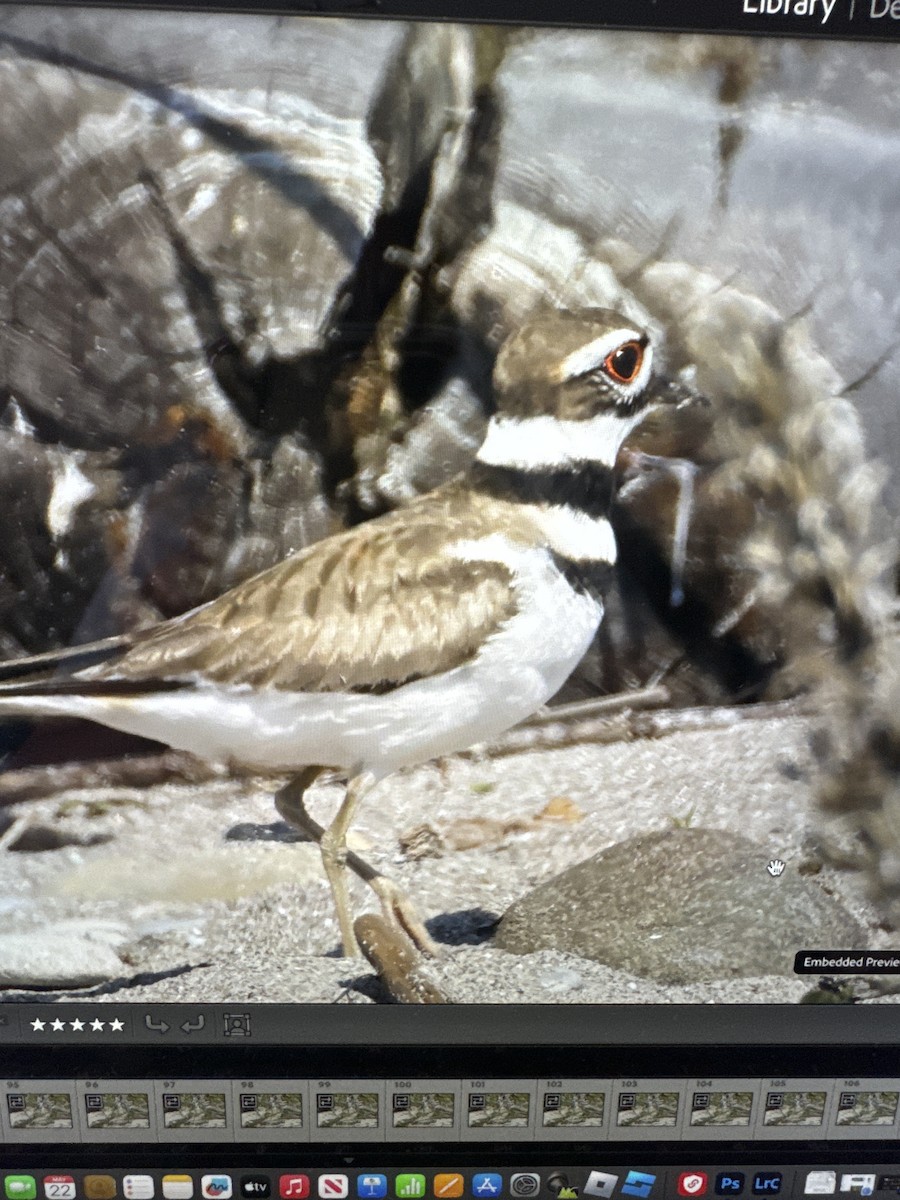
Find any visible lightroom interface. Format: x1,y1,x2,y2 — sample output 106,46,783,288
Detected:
0,5,898,1007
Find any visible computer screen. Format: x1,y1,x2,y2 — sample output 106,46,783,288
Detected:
0,0,898,1194
0,0,898,1007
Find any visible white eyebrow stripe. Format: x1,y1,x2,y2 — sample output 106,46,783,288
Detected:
556,327,644,382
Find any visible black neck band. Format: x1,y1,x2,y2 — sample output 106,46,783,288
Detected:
552,554,616,601
470,461,616,518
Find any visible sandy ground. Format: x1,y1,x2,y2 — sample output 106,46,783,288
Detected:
0,709,894,1004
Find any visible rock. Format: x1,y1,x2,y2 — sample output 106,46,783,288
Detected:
53,843,323,905
0,931,124,989
494,828,865,984
539,964,584,994
6,823,111,853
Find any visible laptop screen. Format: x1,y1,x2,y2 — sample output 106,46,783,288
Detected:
0,0,898,1188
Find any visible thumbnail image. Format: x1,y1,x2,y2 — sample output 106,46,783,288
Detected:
617,1092,679,1128
542,1092,606,1128
467,1092,531,1129
6,1093,73,1129
239,1093,304,1129
84,1093,151,1129
0,5,898,1008
392,1092,455,1128
835,1091,900,1127
689,1091,754,1127
316,1093,379,1129
763,1091,828,1127
161,1093,227,1130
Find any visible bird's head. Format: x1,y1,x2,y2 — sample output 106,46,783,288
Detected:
479,308,695,471
495,308,684,419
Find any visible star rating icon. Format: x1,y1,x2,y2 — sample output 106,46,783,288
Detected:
28,1013,125,1033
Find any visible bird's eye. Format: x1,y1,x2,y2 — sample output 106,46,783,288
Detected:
603,340,644,384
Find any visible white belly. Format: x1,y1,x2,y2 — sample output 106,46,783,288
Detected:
0,544,603,775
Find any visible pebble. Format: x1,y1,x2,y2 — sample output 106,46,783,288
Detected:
540,964,584,993
494,828,865,985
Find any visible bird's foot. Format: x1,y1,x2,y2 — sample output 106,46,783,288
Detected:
368,875,440,958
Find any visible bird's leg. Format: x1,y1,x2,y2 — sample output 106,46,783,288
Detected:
273,765,327,840
274,769,439,958
319,771,375,956
274,767,358,954
324,772,440,958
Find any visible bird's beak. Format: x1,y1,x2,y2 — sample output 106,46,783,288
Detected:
646,373,710,410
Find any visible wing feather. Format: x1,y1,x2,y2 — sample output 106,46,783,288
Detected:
77,485,523,694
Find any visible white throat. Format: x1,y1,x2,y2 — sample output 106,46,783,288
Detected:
475,411,644,472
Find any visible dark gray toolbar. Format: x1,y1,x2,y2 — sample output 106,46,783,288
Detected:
1,1005,900,1046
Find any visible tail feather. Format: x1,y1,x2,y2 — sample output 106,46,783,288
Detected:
0,676,189,699
0,635,133,686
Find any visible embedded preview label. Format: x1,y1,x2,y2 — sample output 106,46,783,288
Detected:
794,951,900,974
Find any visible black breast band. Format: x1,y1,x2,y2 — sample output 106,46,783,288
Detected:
471,461,616,518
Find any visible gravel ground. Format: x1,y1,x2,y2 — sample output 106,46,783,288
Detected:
0,710,894,1004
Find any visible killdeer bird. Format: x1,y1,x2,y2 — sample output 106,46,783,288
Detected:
0,309,691,956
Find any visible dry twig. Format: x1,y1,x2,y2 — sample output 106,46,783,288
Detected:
354,913,448,1004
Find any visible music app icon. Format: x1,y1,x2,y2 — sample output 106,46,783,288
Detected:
279,1179,310,1200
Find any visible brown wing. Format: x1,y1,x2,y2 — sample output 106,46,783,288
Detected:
87,486,521,693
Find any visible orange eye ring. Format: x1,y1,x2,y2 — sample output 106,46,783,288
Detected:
603,340,644,385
